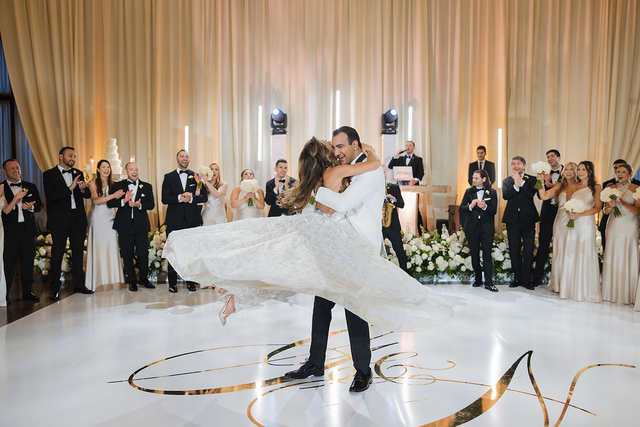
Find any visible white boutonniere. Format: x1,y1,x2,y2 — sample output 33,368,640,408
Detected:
139,184,144,189
188,175,194,180
484,190,490,196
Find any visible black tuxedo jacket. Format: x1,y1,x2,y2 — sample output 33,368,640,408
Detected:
467,160,496,186
537,165,564,220
106,180,155,233
459,187,497,234
162,169,207,227
265,177,297,217
2,180,43,238
501,174,540,224
43,166,91,229
383,183,404,232
388,155,424,181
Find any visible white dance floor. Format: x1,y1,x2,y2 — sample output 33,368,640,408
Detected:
1,284,638,427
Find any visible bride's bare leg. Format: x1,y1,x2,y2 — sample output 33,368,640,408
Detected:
224,296,235,315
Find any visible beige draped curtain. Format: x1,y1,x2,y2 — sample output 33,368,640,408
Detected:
1,0,639,229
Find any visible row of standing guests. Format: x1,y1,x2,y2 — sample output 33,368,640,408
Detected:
460,150,640,310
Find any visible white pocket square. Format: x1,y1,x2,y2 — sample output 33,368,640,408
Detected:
484,198,491,200
140,194,145,198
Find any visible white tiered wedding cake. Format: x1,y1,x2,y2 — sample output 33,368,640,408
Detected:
105,138,123,176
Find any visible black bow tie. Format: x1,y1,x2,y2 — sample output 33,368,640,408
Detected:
550,170,560,175
475,187,484,191
62,169,72,174
127,180,137,185
179,170,188,174
10,182,22,187
279,179,286,183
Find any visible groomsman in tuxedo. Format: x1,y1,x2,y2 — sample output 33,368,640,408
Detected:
532,149,563,287
107,163,155,291
599,159,640,250
467,145,496,186
381,166,407,272
162,149,207,293
387,141,424,185
502,156,539,290
43,147,93,300
265,159,297,217
2,159,43,304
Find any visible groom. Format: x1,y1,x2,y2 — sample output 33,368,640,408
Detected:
285,126,385,393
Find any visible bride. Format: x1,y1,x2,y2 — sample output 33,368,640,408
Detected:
163,137,452,330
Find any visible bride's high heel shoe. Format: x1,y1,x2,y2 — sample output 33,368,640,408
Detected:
217,291,234,326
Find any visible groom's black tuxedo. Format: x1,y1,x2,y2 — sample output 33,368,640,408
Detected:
460,186,497,284
2,180,42,297
43,165,92,293
107,179,155,285
502,173,539,284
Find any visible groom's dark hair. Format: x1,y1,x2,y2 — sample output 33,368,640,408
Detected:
333,126,362,149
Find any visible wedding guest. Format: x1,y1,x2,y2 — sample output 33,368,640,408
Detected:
537,162,578,293
230,169,265,220
161,149,207,293
502,156,539,290
107,162,155,292
265,159,297,217
387,141,424,185
201,162,229,226
0,183,5,306
467,145,495,186
599,159,640,250
2,159,43,302
532,149,563,287
601,164,639,304
43,147,93,300
381,166,407,272
559,161,602,303
86,160,125,291
460,170,498,292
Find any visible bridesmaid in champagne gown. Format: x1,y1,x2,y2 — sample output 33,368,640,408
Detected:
201,163,229,226
230,169,265,221
0,185,7,306
601,164,640,304
86,160,125,291
537,162,578,293
559,161,602,303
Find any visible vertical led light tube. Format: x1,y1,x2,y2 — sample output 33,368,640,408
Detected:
335,90,341,129
497,128,503,188
407,106,413,141
257,105,263,162
184,126,189,152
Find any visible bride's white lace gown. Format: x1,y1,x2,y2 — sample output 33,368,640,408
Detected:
163,206,453,331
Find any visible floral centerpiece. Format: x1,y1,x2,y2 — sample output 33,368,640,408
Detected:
34,234,84,277
600,187,623,217
240,179,259,206
564,198,586,228
147,225,169,279
529,161,551,189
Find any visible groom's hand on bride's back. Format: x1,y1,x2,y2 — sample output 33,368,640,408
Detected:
315,201,335,215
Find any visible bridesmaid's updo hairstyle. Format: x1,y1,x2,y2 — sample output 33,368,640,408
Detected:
579,161,598,196
94,159,114,195
240,169,254,182
616,163,632,175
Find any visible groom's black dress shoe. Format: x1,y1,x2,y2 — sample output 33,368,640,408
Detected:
509,280,522,288
472,281,482,287
50,292,60,301
128,283,138,292
523,282,536,290
23,292,40,302
349,369,373,393
284,361,324,379
75,287,94,295
187,282,197,292
484,283,498,292
168,283,178,293
140,280,156,289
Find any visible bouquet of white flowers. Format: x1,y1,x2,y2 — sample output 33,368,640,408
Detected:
240,179,259,206
564,198,586,228
82,164,93,181
600,187,623,217
197,166,213,189
633,187,640,201
529,161,551,190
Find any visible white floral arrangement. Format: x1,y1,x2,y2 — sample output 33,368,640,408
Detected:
197,166,213,189
239,179,259,206
600,187,623,217
563,198,586,228
34,234,88,277
82,164,93,181
148,225,169,278
633,187,640,201
529,161,551,189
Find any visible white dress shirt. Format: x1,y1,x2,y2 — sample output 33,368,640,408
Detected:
58,164,76,209
177,168,193,203
8,181,24,222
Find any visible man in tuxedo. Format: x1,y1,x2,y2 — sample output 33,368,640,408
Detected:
107,162,155,291
381,166,407,272
2,159,43,304
162,149,207,293
387,140,424,185
599,159,640,250
502,156,540,290
43,147,93,300
286,126,385,393
532,149,563,287
467,145,496,186
265,159,297,217
460,170,498,292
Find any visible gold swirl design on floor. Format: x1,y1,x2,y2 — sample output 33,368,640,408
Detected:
112,329,635,426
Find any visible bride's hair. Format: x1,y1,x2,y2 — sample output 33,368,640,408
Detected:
279,137,340,214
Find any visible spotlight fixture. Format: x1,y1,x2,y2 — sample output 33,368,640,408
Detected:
381,109,398,134
270,108,288,135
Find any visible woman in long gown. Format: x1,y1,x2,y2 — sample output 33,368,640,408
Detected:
536,162,578,293
163,138,453,331
86,160,125,291
636,197,640,311
201,162,228,226
0,184,7,306
601,164,640,304
558,161,602,303
230,169,265,220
